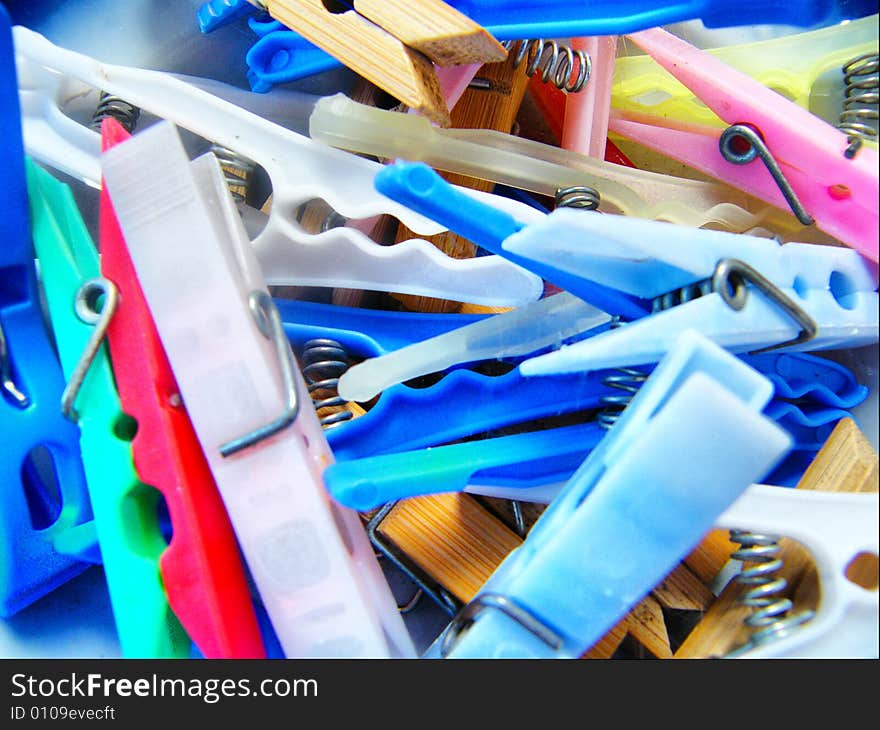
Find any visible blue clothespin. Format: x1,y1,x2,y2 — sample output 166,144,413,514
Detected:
375,162,650,321
428,330,793,658
0,5,96,617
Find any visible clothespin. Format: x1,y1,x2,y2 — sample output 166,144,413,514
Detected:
429,330,793,658
611,15,879,135
101,120,416,658
13,27,542,308
0,5,95,617
499,209,878,375
311,94,823,240
25,160,190,658
98,118,265,659
245,0,508,126
608,27,879,262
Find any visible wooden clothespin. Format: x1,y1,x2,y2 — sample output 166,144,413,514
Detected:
248,0,507,127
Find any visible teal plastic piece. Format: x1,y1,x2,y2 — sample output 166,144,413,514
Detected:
25,159,190,658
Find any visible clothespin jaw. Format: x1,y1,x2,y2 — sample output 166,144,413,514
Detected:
25,159,191,658
609,28,879,262
0,5,95,617
98,118,266,659
433,331,793,658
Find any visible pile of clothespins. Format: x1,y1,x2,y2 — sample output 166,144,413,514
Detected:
1,0,878,660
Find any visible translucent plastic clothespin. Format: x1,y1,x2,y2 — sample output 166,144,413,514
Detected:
612,14,879,133
101,120,415,658
0,5,95,618
337,292,610,403
12,27,542,307
99,118,266,659
504,208,878,376
25,160,190,658
609,27,879,262
311,94,813,237
429,330,793,658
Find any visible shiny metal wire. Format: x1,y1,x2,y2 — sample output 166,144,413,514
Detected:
89,91,140,133
838,52,879,158
503,39,592,93
300,338,354,428
210,144,257,204
729,530,815,648
555,185,600,211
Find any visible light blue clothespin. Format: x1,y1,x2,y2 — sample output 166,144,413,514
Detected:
504,208,878,375
197,0,255,33
427,330,793,659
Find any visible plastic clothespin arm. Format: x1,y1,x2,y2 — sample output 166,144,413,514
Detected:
375,161,650,320
325,422,606,511
197,0,255,33
338,292,610,403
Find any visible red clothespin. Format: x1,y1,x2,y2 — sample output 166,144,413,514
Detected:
99,118,265,659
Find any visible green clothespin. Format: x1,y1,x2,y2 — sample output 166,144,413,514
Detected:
25,158,190,659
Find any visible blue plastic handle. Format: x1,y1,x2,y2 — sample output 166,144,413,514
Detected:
325,422,605,511
197,0,254,33
246,31,343,92
375,162,650,320
276,298,487,358
0,6,95,617
326,365,623,461
742,352,869,410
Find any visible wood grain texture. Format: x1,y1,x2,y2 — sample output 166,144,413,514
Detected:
265,0,450,126
684,529,738,585
355,0,507,66
375,493,521,603
651,563,715,612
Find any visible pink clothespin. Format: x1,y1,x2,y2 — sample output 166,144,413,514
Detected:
562,36,618,159
608,27,878,262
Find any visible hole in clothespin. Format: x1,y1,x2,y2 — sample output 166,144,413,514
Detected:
21,444,64,531
829,270,858,311
844,552,879,591
112,413,139,443
321,1,351,14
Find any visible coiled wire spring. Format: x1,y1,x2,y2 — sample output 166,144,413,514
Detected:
300,338,354,429
838,52,878,158
728,530,815,648
555,185,600,212
502,38,592,93
210,144,257,204
90,91,140,133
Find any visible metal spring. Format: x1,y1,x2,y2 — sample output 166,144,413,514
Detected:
89,91,140,134
300,338,354,428
210,144,257,204
729,530,815,648
502,39,592,93
838,52,878,158
555,185,600,212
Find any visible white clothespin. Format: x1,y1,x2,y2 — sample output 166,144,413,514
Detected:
509,208,878,376
101,120,416,658
12,26,543,307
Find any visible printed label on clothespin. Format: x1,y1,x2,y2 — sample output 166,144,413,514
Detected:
101,120,415,658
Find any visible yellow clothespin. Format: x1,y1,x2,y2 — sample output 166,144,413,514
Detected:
247,0,507,126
